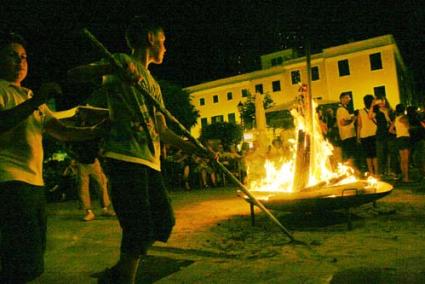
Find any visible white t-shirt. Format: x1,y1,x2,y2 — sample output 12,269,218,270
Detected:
0,80,54,186
395,115,410,138
358,108,377,138
336,106,356,141
102,53,164,171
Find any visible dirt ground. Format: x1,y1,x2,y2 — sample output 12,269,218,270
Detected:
155,180,425,283
40,177,425,283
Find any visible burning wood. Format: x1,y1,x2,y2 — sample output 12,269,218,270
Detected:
300,173,349,192
293,130,310,191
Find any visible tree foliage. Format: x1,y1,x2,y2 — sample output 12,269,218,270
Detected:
159,80,199,135
200,122,243,148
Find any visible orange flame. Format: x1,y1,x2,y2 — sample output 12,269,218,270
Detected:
246,102,363,193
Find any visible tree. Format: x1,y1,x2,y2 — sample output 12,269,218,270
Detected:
159,80,199,135
200,122,243,149
240,92,274,129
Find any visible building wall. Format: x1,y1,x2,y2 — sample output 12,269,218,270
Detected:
323,45,400,109
186,35,409,138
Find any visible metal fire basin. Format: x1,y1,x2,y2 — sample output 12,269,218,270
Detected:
238,180,393,229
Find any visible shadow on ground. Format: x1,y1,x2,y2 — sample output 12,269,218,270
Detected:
331,266,425,284
136,255,194,283
276,210,360,230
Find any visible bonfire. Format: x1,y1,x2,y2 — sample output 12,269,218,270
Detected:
241,82,393,213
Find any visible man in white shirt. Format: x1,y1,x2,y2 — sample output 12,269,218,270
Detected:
336,93,358,171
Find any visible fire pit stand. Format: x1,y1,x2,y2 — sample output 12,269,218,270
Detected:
239,180,393,230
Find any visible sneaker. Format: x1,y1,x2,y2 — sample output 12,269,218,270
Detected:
83,210,96,221
101,207,116,217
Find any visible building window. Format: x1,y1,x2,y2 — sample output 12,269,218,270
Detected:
255,84,263,94
213,95,219,103
241,89,249,97
271,57,283,66
370,53,383,70
374,85,386,98
228,113,236,123
272,80,281,92
291,70,300,85
311,66,320,81
211,115,224,123
338,59,350,76
199,98,205,106
227,92,233,100
201,117,208,128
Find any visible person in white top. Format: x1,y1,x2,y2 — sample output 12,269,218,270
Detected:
389,104,411,182
336,93,358,172
357,94,378,176
0,31,109,283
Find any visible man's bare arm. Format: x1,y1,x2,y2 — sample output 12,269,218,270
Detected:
0,83,61,134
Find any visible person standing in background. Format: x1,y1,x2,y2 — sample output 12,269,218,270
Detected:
336,93,358,173
390,104,411,183
373,96,393,178
357,94,378,176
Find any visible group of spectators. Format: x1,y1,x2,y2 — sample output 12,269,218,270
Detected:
162,141,245,190
319,93,425,182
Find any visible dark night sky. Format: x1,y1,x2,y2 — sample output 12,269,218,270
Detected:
1,0,424,106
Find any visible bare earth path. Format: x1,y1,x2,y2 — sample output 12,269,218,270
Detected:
39,182,425,283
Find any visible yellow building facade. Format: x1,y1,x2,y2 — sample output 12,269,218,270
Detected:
185,35,412,138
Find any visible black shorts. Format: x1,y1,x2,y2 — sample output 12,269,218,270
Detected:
361,136,377,158
340,137,357,160
0,181,46,282
104,159,175,257
397,137,411,150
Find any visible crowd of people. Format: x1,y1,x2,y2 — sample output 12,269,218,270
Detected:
1,15,425,284
162,141,244,190
318,93,425,182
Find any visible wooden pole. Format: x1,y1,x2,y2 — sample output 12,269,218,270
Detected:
293,39,315,191
82,29,299,242
305,38,314,177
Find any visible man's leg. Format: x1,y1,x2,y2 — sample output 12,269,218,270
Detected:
77,163,95,221
105,159,155,283
90,159,113,214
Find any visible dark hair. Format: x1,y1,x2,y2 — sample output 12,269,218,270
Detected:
339,92,350,100
125,16,163,49
0,31,26,50
395,103,406,115
363,94,374,109
375,93,385,100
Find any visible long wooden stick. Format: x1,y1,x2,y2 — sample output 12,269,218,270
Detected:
82,28,299,242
